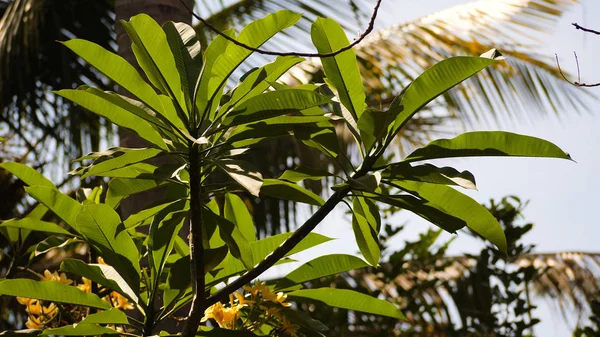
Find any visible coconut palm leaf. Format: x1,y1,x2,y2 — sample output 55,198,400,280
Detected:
0,0,114,177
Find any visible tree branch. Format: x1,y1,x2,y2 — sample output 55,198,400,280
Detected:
178,0,382,58
554,23,600,87
572,22,600,35
182,143,205,337
204,186,351,308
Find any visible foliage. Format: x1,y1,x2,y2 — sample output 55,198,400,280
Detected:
296,197,599,337
0,12,572,337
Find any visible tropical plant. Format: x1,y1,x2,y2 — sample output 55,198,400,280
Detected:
0,0,588,216
0,10,574,337
296,196,600,336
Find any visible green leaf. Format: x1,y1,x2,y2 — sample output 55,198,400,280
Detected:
76,148,163,179
277,254,369,289
204,10,302,120
288,288,405,319
121,14,187,116
261,179,325,206
60,39,164,113
0,279,110,309
352,197,381,266
349,172,381,192
0,218,71,236
76,204,141,290
311,17,366,120
0,162,54,187
56,89,168,150
357,108,400,153
27,236,81,261
215,159,263,197
279,166,333,183
383,163,477,190
393,180,506,252
222,89,330,127
224,193,255,242
207,233,332,285
404,131,572,162
194,29,234,120
25,186,82,231
123,199,187,229
79,308,130,325
393,52,501,132
105,178,162,209
223,56,304,111
149,210,186,282
164,246,228,308
41,325,120,336
295,123,342,159
202,206,253,270
163,21,202,108
60,259,138,305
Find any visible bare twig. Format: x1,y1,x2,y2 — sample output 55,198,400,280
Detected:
555,54,600,88
572,23,600,35
179,0,382,58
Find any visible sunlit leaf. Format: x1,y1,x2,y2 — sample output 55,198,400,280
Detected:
383,163,477,190
391,180,506,252
288,288,405,319
404,131,572,162
0,279,110,309
277,254,369,289
60,259,139,305
261,179,325,206
352,197,381,266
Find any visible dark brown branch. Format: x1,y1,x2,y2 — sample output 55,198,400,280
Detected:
179,0,382,58
205,186,351,308
572,23,600,35
203,156,378,311
555,53,600,88
182,143,205,337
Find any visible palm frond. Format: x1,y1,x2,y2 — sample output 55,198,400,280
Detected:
0,0,114,179
351,0,589,126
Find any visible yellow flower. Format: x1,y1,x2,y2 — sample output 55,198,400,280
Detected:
77,277,92,293
243,281,269,298
25,299,42,315
97,257,106,265
42,270,73,285
233,291,255,308
42,302,58,318
262,288,292,307
280,317,299,337
201,302,225,325
200,301,241,329
17,297,33,305
220,306,241,329
110,292,134,310
25,315,44,329
263,305,283,320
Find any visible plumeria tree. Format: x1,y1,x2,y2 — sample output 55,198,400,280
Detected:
0,11,573,337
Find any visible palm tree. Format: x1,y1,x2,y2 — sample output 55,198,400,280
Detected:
0,0,597,331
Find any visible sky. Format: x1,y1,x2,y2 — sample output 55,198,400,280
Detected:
263,1,600,336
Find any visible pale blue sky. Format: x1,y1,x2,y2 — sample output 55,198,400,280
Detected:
265,1,600,336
